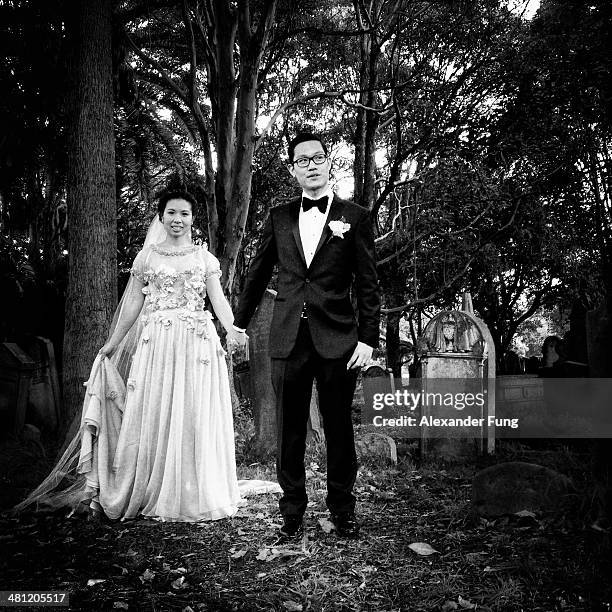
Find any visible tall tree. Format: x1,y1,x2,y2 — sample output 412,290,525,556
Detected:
477,0,610,362
62,0,117,427
121,0,279,291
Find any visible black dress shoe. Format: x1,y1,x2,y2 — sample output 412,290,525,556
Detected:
278,516,304,539
330,512,360,538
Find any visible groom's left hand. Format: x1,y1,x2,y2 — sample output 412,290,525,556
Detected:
347,341,373,370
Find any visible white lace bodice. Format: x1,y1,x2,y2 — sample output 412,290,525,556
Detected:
130,243,221,314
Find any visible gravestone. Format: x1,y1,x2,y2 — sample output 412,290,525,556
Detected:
587,299,612,377
361,364,395,395
355,432,398,464
417,293,495,458
525,356,541,374
307,385,323,444
356,365,398,461
353,365,390,409
502,350,523,375
565,299,589,366
0,343,36,435
233,359,250,400
247,289,278,457
19,336,61,431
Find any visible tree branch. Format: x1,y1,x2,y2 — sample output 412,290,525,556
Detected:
253,0,278,49
381,248,485,314
124,31,189,102
181,0,198,106
255,90,342,149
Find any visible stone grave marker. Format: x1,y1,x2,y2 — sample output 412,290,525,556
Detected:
417,293,495,458
247,289,278,457
587,299,611,377
0,343,36,435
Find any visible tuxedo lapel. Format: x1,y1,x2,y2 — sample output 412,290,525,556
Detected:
288,199,307,268
311,195,344,264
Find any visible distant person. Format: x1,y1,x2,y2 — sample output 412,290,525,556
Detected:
540,335,588,377
539,336,568,377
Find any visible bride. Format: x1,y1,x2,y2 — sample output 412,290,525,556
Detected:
16,190,278,522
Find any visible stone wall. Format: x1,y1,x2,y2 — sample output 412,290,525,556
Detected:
496,374,546,413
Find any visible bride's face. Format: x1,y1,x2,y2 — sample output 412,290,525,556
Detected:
162,198,193,239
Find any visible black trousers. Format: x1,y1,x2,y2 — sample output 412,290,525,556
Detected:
271,319,359,518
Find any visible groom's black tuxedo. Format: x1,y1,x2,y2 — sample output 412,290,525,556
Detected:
234,193,380,521
234,195,380,353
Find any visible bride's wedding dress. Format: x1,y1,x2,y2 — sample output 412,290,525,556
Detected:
16,241,279,521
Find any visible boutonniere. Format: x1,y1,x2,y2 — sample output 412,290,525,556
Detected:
328,216,350,239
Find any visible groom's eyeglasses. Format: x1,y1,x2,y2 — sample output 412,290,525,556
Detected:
292,153,328,168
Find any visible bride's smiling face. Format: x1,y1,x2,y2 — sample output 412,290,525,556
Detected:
162,198,193,238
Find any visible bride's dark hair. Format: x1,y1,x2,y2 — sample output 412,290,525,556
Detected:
157,190,199,220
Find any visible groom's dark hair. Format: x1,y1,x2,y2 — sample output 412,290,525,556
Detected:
288,132,328,163
157,190,199,220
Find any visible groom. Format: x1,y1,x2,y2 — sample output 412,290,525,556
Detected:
233,132,380,539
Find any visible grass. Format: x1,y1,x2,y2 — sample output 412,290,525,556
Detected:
0,432,610,611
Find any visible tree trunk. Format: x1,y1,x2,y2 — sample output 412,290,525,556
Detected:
209,0,237,254
353,0,381,209
62,0,116,432
223,54,259,291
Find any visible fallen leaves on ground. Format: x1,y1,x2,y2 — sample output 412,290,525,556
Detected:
318,518,335,534
1,441,610,611
408,542,439,556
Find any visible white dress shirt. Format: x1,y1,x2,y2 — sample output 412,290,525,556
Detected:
299,188,334,267
233,189,334,333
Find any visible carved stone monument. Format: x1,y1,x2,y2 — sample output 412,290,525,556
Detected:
0,343,36,435
587,299,612,377
247,289,278,457
19,336,62,432
417,293,495,458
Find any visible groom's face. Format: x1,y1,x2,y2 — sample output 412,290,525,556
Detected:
289,140,331,193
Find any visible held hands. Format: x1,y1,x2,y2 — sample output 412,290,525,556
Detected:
226,328,248,353
347,341,373,370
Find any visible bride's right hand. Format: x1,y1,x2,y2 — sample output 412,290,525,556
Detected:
99,341,118,357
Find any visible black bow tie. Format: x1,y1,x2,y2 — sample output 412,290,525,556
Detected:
302,196,328,213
